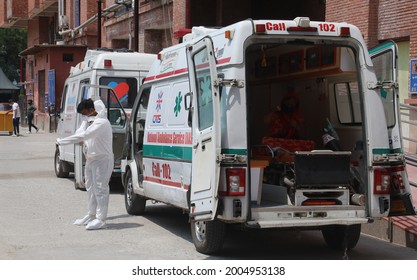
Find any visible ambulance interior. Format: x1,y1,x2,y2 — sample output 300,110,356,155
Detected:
245,42,366,207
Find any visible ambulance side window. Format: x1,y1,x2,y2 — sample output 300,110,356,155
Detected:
334,82,362,124
139,87,150,109
193,47,213,131
134,87,151,151
99,77,138,109
61,85,68,115
80,79,90,100
100,87,127,128
137,87,150,129
371,51,396,128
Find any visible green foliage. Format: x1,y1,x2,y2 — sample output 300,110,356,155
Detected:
0,29,27,83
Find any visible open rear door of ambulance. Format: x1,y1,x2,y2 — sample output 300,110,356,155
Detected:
187,37,221,222
369,40,416,216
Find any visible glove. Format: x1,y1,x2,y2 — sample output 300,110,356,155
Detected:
56,138,61,145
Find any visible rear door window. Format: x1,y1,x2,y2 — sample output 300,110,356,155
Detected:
334,82,362,124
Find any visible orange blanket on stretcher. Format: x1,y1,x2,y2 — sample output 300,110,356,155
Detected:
260,137,316,162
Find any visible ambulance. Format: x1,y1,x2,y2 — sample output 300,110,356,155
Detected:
54,48,156,190
121,18,416,254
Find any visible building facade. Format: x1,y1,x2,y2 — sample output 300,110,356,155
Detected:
326,0,417,151
0,0,416,133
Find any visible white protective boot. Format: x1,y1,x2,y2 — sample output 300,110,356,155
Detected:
73,214,96,226
85,219,107,230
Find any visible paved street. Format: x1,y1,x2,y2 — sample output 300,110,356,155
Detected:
0,130,207,260
0,129,417,262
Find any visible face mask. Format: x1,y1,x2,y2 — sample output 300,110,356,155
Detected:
80,110,96,122
87,115,96,122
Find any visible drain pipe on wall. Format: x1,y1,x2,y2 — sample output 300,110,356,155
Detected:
98,0,102,48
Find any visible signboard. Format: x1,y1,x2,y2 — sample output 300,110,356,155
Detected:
410,58,417,93
48,69,55,105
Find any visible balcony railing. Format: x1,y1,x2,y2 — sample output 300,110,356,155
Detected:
400,103,417,188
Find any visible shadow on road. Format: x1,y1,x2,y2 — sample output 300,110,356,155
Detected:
135,203,417,260
58,175,125,194
105,222,143,231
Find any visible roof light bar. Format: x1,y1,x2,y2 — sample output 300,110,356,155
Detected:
287,26,318,32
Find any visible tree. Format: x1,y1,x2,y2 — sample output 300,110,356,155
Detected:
0,28,27,83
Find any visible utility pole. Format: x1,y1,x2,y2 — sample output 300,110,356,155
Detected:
134,0,139,52
97,0,102,48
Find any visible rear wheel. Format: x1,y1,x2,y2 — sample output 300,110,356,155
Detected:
124,169,146,215
190,219,225,254
322,224,361,251
54,147,69,178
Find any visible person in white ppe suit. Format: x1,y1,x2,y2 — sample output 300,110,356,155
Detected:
57,98,113,230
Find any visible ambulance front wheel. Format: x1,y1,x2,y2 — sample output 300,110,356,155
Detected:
322,224,361,251
191,219,225,254
54,147,69,178
124,169,146,215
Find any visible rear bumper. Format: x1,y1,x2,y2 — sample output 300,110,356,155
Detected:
247,205,368,229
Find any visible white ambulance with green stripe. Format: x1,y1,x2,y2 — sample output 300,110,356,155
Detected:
121,18,416,254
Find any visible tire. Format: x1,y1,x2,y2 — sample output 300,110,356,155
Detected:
124,169,146,215
190,219,225,254
54,147,69,178
322,224,361,251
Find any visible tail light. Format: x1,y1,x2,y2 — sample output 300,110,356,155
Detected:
225,168,246,196
374,166,405,194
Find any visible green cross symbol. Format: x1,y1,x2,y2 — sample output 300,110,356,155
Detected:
174,91,182,117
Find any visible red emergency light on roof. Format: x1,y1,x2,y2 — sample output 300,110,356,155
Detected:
174,28,192,39
104,59,112,67
340,27,351,37
255,24,266,33
287,26,318,32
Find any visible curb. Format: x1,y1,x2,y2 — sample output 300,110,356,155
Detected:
362,216,417,249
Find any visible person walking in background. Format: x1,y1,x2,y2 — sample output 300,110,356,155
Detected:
56,99,114,230
6,99,21,137
26,100,39,134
